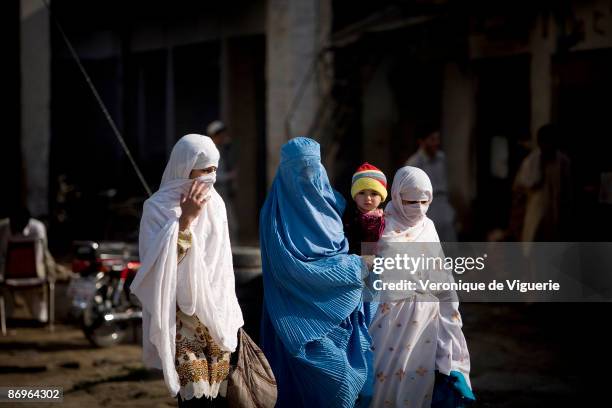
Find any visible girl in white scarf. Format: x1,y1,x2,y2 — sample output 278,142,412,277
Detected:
130,134,243,403
370,166,474,407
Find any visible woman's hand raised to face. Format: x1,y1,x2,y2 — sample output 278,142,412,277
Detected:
179,180,210,231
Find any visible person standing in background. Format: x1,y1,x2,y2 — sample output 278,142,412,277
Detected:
0,205,59,323
406,129,457,242
207,120,239,242
513,124,572,242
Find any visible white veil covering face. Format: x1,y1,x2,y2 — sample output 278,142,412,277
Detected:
382,166,439,242
130,134,243,396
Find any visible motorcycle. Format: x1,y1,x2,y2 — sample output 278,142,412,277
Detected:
67,241,263,347
67,240,142,347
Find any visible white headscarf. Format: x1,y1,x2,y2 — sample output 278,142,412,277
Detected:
382,166,439,242
130,134,243,397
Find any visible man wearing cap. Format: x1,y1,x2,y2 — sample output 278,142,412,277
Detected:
206,120,238,241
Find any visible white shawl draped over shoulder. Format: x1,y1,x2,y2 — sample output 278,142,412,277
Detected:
130,134,243,397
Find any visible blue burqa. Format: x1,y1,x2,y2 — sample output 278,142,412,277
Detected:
259,137,375,407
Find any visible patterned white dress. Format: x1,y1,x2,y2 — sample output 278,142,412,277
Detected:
369,223,471,408
175,230,231,401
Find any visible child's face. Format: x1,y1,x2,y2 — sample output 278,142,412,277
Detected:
354,189,382,213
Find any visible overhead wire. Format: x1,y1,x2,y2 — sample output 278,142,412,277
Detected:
41,0,153,197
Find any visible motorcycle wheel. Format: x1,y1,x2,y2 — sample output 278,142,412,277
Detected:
82,282,129,348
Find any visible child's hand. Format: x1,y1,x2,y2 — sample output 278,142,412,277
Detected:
373,208,384,217
362,255,375,272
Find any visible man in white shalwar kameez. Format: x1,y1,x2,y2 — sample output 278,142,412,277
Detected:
0,206,57,322
369,166,474,408
406,130,457,242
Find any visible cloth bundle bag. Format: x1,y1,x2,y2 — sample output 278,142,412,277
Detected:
227,329,277,408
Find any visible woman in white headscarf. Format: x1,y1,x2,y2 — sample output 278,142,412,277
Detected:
369,166,474,408
130,134,243,406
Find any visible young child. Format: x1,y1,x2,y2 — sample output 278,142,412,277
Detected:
343,162,388,255
369,166,474,408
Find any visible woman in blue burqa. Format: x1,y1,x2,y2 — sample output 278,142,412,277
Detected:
259,137,375,407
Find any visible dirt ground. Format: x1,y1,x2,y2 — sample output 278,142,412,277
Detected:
0,321,174,408
0,302,608,407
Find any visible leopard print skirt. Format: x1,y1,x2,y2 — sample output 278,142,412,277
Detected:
175,310,231,401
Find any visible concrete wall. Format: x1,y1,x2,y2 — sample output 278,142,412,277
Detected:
361,58,397,175
529,13,555,145
265,0,331,183
469,0,612,144
25,0,333,235
443,0,612,235
54,3,266,61
21,0,50,217
221,36,263,244
0,0,22,215
441,61,476,233
572,0,612,52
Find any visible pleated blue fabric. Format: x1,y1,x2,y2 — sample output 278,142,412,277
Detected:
259,137,376,407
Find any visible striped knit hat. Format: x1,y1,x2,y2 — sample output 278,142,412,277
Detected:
351,162,388,201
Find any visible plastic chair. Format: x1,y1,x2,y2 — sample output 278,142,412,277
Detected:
0,238,54,335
